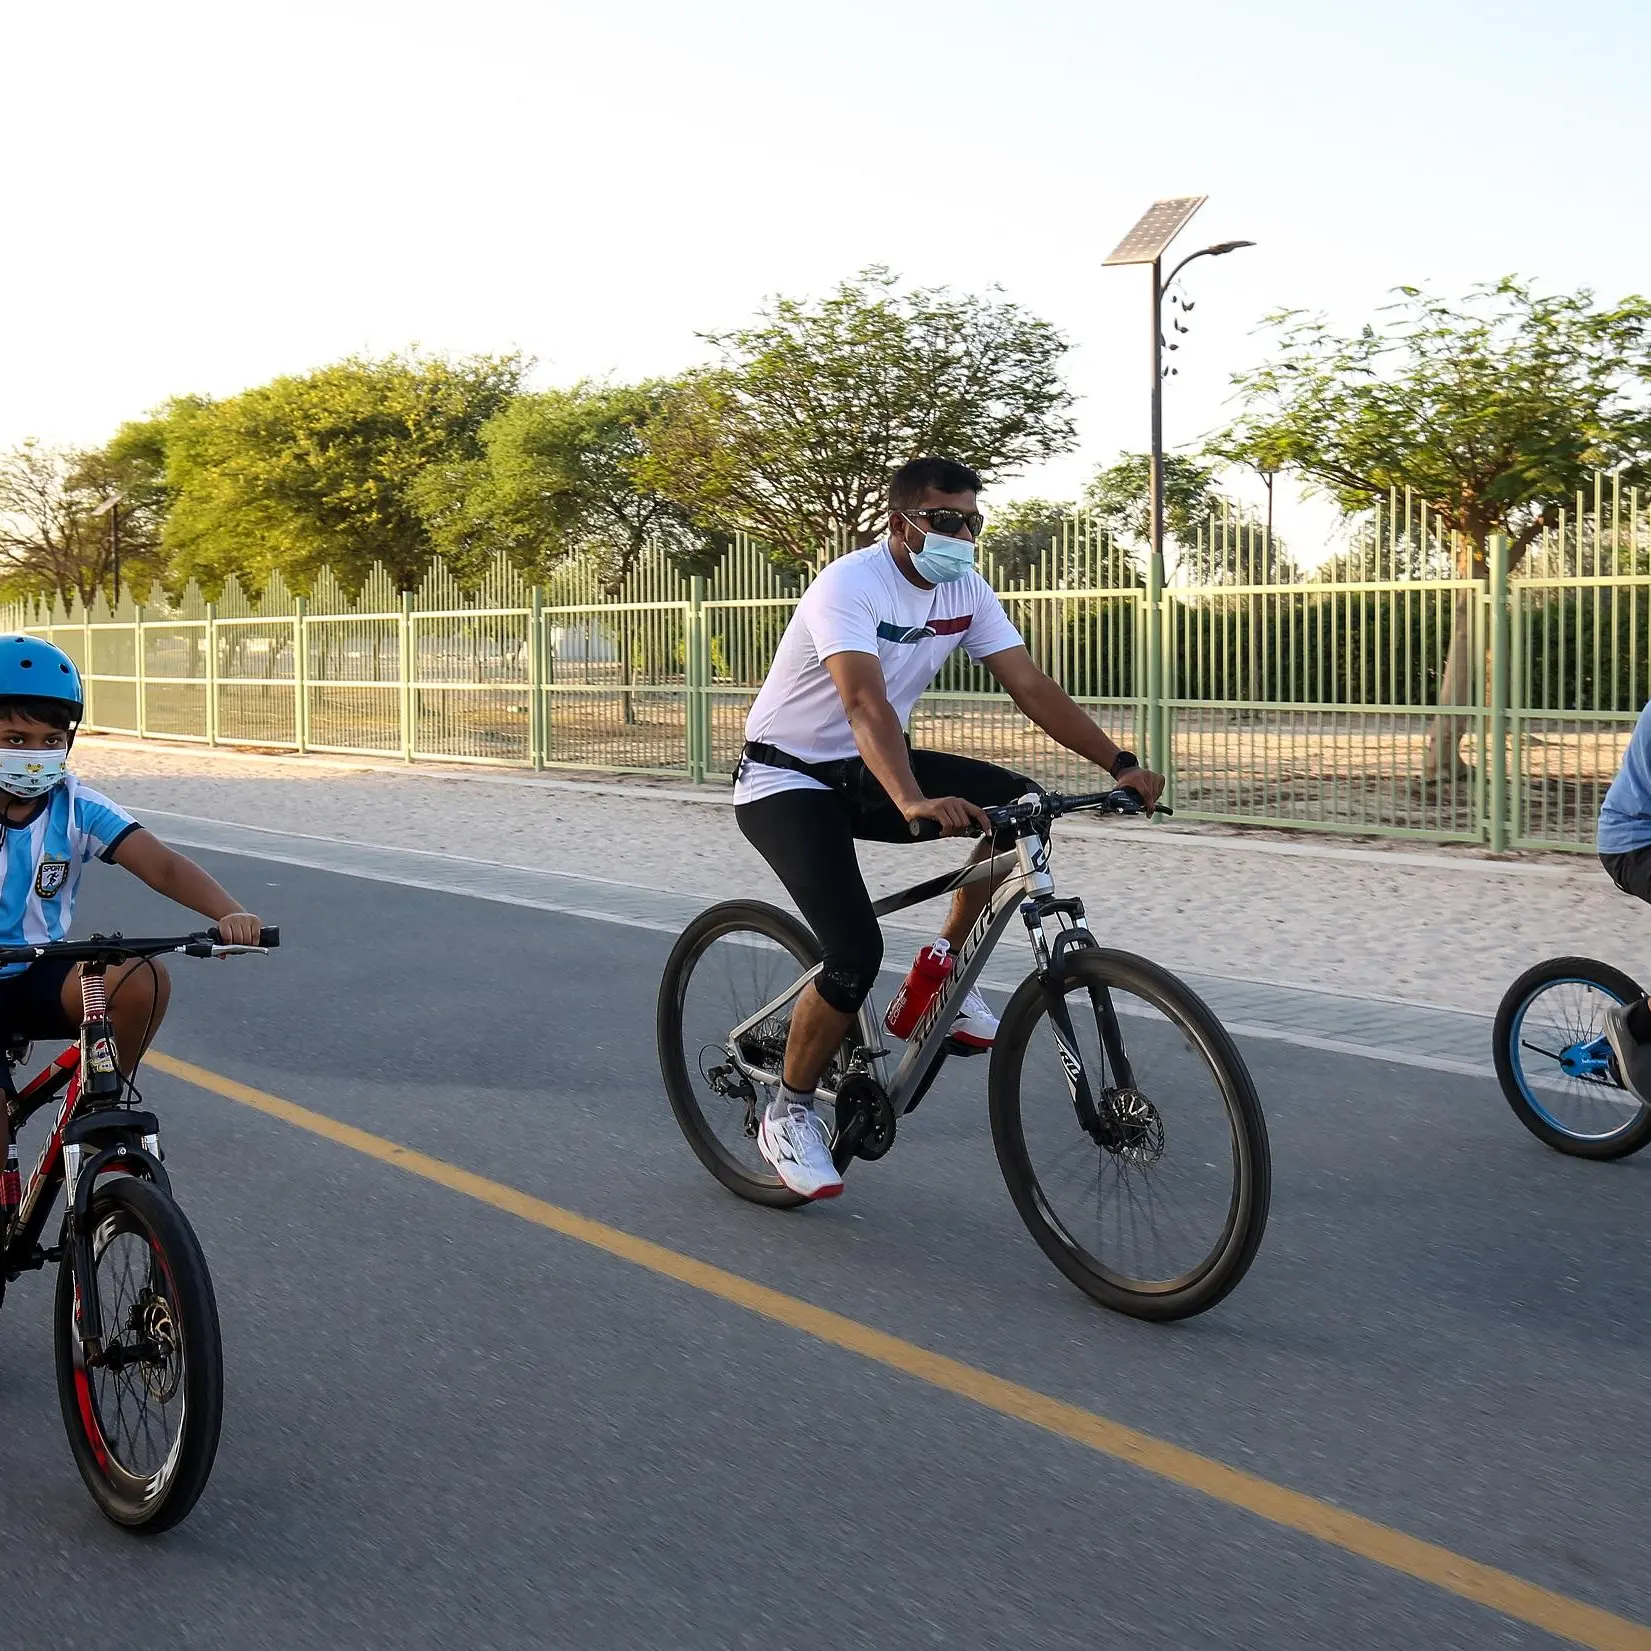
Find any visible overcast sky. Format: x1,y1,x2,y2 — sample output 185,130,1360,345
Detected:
4,0,1648,557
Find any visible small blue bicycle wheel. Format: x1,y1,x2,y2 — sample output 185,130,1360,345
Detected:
1492,956,1651,1159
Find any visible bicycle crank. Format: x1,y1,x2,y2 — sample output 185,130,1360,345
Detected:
833,1073,896,1168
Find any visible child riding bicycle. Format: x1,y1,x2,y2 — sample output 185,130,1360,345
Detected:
0,635,265,1093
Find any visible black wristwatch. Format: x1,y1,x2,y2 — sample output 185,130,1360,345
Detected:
1109,750,1140,779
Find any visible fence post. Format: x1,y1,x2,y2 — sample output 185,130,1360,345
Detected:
293,597,309,752
205,603,219,746
528,586,546,770
687,576,708,784
1488,533,1510,853
133,604,147,738
83,607,94,730
399,590,414,763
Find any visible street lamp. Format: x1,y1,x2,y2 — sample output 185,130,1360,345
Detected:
1105,198,1255,769
90,491,125,597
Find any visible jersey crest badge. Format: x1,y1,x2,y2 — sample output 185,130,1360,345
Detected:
35,858,69,898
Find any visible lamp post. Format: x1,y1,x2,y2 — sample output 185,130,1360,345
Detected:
1105,199,1255,772
90,491,126,598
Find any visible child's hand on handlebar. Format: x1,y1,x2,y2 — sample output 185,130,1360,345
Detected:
901,795,994,838
1113,766,1166,810
214,911,264,948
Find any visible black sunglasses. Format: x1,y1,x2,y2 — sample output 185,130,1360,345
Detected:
902,508,985,537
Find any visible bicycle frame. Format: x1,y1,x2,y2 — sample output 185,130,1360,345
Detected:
726,818,1099,1119
2,964,169,1354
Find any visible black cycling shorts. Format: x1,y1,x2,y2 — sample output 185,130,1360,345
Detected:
735,749,1036,1015
0,958,78,1044
1602,845,1651,904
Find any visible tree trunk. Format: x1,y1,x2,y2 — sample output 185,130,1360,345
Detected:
1420,521,1543,786
1420,581,1479,784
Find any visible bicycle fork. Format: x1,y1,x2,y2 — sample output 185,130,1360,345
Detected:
64,964,168,1359
1021,885,1136,1150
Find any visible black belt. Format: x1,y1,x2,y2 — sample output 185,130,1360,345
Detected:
737,740,859,791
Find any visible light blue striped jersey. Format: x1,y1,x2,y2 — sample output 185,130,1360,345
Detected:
0,777,138,976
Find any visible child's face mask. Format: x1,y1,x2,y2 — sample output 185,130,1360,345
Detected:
0,749,67,798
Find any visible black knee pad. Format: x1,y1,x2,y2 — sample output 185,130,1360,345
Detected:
816,939,883,1014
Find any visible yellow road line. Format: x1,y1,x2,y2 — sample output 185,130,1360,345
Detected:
150,1049,1650,1651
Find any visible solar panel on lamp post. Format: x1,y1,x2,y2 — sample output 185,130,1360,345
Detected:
1104,199,1255,774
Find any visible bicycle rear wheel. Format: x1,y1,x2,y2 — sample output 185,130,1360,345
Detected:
55,1176,223,1531
1492,956,1651,1159
989,950,1270,1321
657,900,874,1208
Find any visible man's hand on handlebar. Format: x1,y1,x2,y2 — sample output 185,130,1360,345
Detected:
901,795,993,838
1113,765,1166,810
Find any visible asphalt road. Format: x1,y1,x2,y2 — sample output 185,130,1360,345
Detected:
0,848,1645,1650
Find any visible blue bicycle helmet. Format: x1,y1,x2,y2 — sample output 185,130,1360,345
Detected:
0,635,84,731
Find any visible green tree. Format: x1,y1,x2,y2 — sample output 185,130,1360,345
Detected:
979,497,1074,582
641,267,1077,565
1210,278,1651,776
415,381,704,589
165,352,522,594
1081,452,1224,556
0,438,172,603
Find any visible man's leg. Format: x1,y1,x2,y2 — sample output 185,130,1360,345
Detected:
736,786,882,1198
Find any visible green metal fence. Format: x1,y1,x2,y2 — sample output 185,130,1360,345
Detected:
7,476,1647,851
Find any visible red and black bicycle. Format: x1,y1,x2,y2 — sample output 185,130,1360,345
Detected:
0,925,277,1531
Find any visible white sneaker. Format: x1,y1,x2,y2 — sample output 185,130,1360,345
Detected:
950,987,998,1050
757,1100,844,1200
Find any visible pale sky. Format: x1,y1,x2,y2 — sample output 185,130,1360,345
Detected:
4,0,1649,557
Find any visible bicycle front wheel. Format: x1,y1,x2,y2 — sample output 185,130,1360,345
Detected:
1492,956,1651,1159
657,900,875,1208
55,1176,223,1531
989,950,1270,1321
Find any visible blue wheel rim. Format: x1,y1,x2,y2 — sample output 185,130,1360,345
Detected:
1507,976,1647,1142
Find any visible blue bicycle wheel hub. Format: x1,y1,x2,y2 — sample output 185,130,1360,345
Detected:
1559,1035,1613,1080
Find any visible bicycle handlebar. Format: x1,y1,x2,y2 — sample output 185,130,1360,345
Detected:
906,787,1171,842
0,926,281,967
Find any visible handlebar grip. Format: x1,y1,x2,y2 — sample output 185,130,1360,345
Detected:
206,925,280,947
907,818,944,842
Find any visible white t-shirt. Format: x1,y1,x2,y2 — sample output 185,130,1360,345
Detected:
735,541,1023,802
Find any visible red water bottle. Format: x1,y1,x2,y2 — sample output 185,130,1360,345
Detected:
885,938,954,1039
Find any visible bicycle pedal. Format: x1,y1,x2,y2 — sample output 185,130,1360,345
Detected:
943,1035,989,1059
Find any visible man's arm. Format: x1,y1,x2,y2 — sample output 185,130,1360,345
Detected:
111,829,264,946
823,653,989,836
984,646,1165,806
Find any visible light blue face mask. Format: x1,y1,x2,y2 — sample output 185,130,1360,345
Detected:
0,749,67,799
906,527,977,584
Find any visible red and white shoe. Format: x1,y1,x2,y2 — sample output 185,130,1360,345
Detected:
756,1100,844,1200
949,987,999,1050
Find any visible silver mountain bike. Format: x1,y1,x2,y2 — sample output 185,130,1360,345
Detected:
656,787,1270,1321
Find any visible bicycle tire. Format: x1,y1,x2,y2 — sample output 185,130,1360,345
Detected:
1492,955,1651,1160
657,900,873,1209
54,1176,223,1532
989,949,1271,1321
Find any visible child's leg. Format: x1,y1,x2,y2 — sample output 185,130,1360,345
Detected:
57,961,172,1073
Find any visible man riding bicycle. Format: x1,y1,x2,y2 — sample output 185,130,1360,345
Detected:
735,456,1163,1200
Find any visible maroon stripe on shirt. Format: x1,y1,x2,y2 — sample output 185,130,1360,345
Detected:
927,614,973,635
